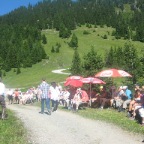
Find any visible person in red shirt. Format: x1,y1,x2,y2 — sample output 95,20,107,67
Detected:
14,89,20,104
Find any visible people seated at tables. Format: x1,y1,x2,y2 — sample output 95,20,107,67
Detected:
128,89,142,117
99,86,112,109
89,88,99,108
109,86,118,108
112,86,125,109
59,88,70,108
68,86,77,103
91,93,100,108
81,88,89,103
91,86,104,108
129,86,144,121
71,88,89,111
134,84,140,91
59,89,65,105
121,86,132,111
71,88,82,111
114,86,132,112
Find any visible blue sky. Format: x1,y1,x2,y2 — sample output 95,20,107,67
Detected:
0,0,42,16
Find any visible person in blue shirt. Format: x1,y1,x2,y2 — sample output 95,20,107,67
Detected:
39,78,51,115
122,86,132,110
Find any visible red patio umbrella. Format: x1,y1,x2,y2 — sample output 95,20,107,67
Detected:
64,79,83,87
95,68,132,99
81,77,106,106
66,75,83,81
81,77,106,84
95,68,132,77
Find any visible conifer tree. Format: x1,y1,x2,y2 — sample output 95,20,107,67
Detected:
83,46,104,76
16,67,21,75
42,34,47,44
51,46,55,53
123,43,142,84
69,33,78,48
70,50,82,75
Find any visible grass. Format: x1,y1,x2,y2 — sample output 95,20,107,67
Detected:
0,109,27,144
3,25,144,88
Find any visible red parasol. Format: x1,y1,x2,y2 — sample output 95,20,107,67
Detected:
66,75,83,81
64,79,83,87
95,68,132,78
81,77,106,84
81,77,106,106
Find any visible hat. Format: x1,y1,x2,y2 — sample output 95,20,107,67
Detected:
135,84,139,86
100,86,103,89
119,86,127,90
77,88,81,91
123,86,128,89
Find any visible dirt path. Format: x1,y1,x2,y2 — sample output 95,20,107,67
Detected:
52,69,70,75
7,104,143,144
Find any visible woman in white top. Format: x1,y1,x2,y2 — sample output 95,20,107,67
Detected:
49,82,60,112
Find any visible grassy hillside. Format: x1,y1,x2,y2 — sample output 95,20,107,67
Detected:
3,25,144,89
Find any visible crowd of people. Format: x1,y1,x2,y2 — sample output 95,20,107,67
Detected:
38,78,89,114
6,87,40,105
90,84,144,125
37,78,144,126
0,77,144,126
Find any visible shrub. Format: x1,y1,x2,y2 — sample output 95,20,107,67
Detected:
83,30,90,35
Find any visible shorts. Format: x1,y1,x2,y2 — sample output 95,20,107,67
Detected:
8,95,13,100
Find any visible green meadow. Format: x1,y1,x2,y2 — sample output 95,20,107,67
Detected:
3,25,144,88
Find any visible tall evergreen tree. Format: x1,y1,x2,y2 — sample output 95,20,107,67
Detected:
70,50,82,75
83,47,104,76
123,43,142,84
42,34,47,44
69,33,78,48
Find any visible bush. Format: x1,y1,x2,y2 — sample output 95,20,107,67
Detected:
83,30,90,35
103,35,108,39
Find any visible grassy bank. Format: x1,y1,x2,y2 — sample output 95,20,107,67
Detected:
0,109,27,144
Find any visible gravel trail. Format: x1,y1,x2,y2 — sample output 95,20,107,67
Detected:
7,104,143,144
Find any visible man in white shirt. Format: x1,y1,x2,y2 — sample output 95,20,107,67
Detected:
49,82,60,112
0,77,6,119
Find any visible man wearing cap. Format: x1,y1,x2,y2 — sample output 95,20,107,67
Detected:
121,86,132,111
134,84,140,91
0,77,6,119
